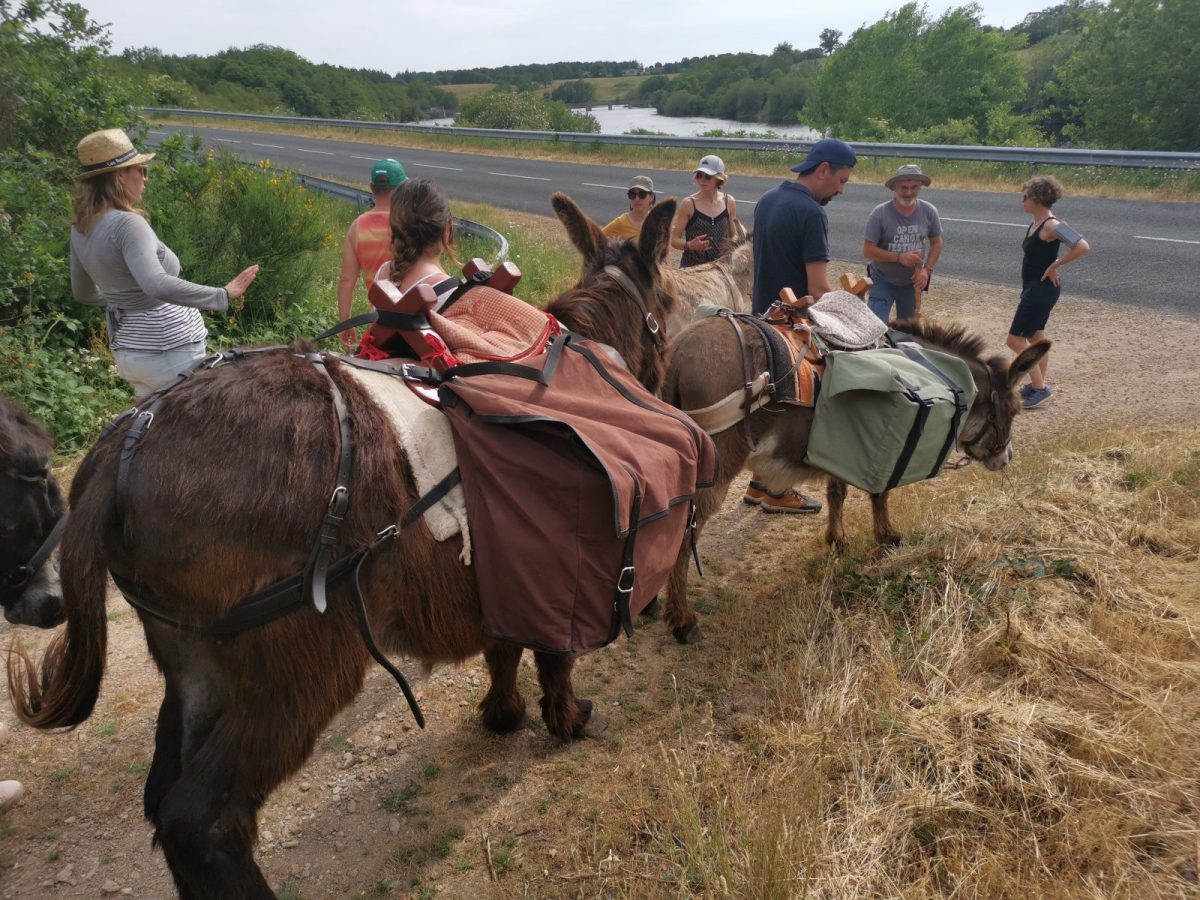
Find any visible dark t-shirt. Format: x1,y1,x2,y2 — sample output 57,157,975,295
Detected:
751,181,829,314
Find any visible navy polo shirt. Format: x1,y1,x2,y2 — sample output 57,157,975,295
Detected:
751,181,830,314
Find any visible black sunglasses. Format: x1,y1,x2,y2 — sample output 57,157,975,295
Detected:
627,189,651,200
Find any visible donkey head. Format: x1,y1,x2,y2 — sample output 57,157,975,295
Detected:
0,398,66,628
548,193,679,392
960,342,1051,470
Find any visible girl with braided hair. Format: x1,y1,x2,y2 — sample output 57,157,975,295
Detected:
381,177,460,310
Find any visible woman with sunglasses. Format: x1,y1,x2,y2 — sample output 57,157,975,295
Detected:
69,128,260,399
602,175,656,240
670,154,742,267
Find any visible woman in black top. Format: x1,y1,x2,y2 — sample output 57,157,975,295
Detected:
1006,176,1091,409
670,155,742,267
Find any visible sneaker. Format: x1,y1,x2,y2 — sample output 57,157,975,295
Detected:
1019,383,1036,399
1022,385,1053,409
0,780,22,814
744,480,822,514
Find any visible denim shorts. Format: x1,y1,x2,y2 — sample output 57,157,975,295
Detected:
1009,281,1060,338
114,341,207,399
867,277,917,324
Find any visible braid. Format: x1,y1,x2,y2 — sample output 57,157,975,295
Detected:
388,178,455,283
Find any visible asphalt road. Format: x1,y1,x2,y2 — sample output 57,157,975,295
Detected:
154,124,1200,318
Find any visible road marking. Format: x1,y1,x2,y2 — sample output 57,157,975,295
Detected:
350,155,378,161
149,130,168,136
942,217,1024,227
489,172,550,181
252,143,285,149
215,138,241,144
413,163,464,171
1134,235,1200,245
582,182,627,190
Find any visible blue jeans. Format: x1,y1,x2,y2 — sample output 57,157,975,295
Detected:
867,278,917,323
114,341,206,399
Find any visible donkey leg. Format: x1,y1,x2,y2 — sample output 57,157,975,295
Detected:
479,642,528,733
825,478,849,549
534,652,606,741
144,689,184,826
154,720,275,900
663,533,702,645
870,490,902,546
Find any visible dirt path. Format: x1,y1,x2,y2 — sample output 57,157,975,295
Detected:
1,272,1197,899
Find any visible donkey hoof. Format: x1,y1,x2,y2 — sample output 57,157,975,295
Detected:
639,597,662,621
672,622,703,645
578,702,608,739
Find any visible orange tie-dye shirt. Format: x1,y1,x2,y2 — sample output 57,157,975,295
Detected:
347,209,393,298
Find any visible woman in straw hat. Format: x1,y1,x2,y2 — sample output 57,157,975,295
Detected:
69,128,260,398
602,175,656,240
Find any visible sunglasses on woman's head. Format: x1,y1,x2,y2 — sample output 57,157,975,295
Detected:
627,189,651,200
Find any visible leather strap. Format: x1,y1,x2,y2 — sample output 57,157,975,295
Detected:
603,264,663,350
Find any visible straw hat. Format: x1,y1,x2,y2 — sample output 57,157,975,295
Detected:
885,163,932,190
76,129,155,180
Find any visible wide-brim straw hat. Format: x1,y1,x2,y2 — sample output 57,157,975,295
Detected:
76,129,155,180
807,290,889,350
885,163,932,190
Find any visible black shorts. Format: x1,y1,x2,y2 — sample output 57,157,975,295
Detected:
1009,280,1060,337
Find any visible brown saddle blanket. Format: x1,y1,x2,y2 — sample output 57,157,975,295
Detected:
438,334,717,655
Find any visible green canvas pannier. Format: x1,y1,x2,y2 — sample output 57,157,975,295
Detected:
805,345,976,493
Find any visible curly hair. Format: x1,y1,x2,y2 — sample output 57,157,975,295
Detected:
388,178,457,281
1022,175,1063,209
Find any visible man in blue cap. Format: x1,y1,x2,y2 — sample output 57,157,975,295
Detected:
744,138,857,514
752,138,857,316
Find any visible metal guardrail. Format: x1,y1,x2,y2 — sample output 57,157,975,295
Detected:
146,107,1200,171
285,170,510,261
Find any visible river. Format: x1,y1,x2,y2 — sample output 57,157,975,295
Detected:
415,104,821,139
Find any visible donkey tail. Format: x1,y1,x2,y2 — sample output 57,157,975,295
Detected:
7,461,113,729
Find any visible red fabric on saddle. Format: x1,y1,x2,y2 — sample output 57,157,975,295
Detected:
437,336,717,655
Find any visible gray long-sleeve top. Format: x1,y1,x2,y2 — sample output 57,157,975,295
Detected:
70,210,229,352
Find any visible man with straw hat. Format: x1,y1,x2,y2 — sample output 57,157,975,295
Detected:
863,163,943,322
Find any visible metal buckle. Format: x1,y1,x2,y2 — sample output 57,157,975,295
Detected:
645,313,660,336
376,524,399,542
616,565,636,594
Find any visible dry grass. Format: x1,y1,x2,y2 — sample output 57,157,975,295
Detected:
512,428,1200,898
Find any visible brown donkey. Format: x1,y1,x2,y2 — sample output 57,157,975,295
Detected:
661,239,753,335
6,195,681,899
658,315,1050,643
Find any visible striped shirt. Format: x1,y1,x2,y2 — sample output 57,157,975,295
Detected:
70,210,228,352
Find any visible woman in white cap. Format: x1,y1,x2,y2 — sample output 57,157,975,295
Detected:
670,154,742,267
602,175,656,240
69,128,260,398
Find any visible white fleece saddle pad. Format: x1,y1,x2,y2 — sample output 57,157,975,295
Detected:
341,366,471,565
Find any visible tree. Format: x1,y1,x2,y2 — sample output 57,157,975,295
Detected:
550,79,597,105
819,28,842,55
1060,0,1200,151
0,0,139,154
806,3,1028,144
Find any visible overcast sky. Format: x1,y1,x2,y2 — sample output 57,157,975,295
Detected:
84,1,1064,73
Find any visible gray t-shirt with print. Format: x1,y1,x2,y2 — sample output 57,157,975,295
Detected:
864,199,942,286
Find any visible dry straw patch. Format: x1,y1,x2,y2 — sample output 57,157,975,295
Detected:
539,429,1200,899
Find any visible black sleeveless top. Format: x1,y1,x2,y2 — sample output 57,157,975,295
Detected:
680,196,730,268
1021,217,1061,284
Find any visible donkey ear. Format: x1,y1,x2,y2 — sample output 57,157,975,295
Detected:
1007,341,1052,390
637,198,676,269
551,193,604,265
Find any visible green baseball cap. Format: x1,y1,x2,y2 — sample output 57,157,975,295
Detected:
370,158,407,188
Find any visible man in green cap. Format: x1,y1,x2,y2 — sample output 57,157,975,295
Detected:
336,158,407,349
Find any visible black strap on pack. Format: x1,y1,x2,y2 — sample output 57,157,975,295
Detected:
611,481,642,641
313,311,379,343
885,381,935,491
687,500,704,578
302,354,355,614
440,330,569,388
893,343,968,479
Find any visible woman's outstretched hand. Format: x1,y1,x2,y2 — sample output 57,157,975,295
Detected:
225,264,261,301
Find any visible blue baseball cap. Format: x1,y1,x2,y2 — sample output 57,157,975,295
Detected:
370,158,407,188
792,138,858,174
